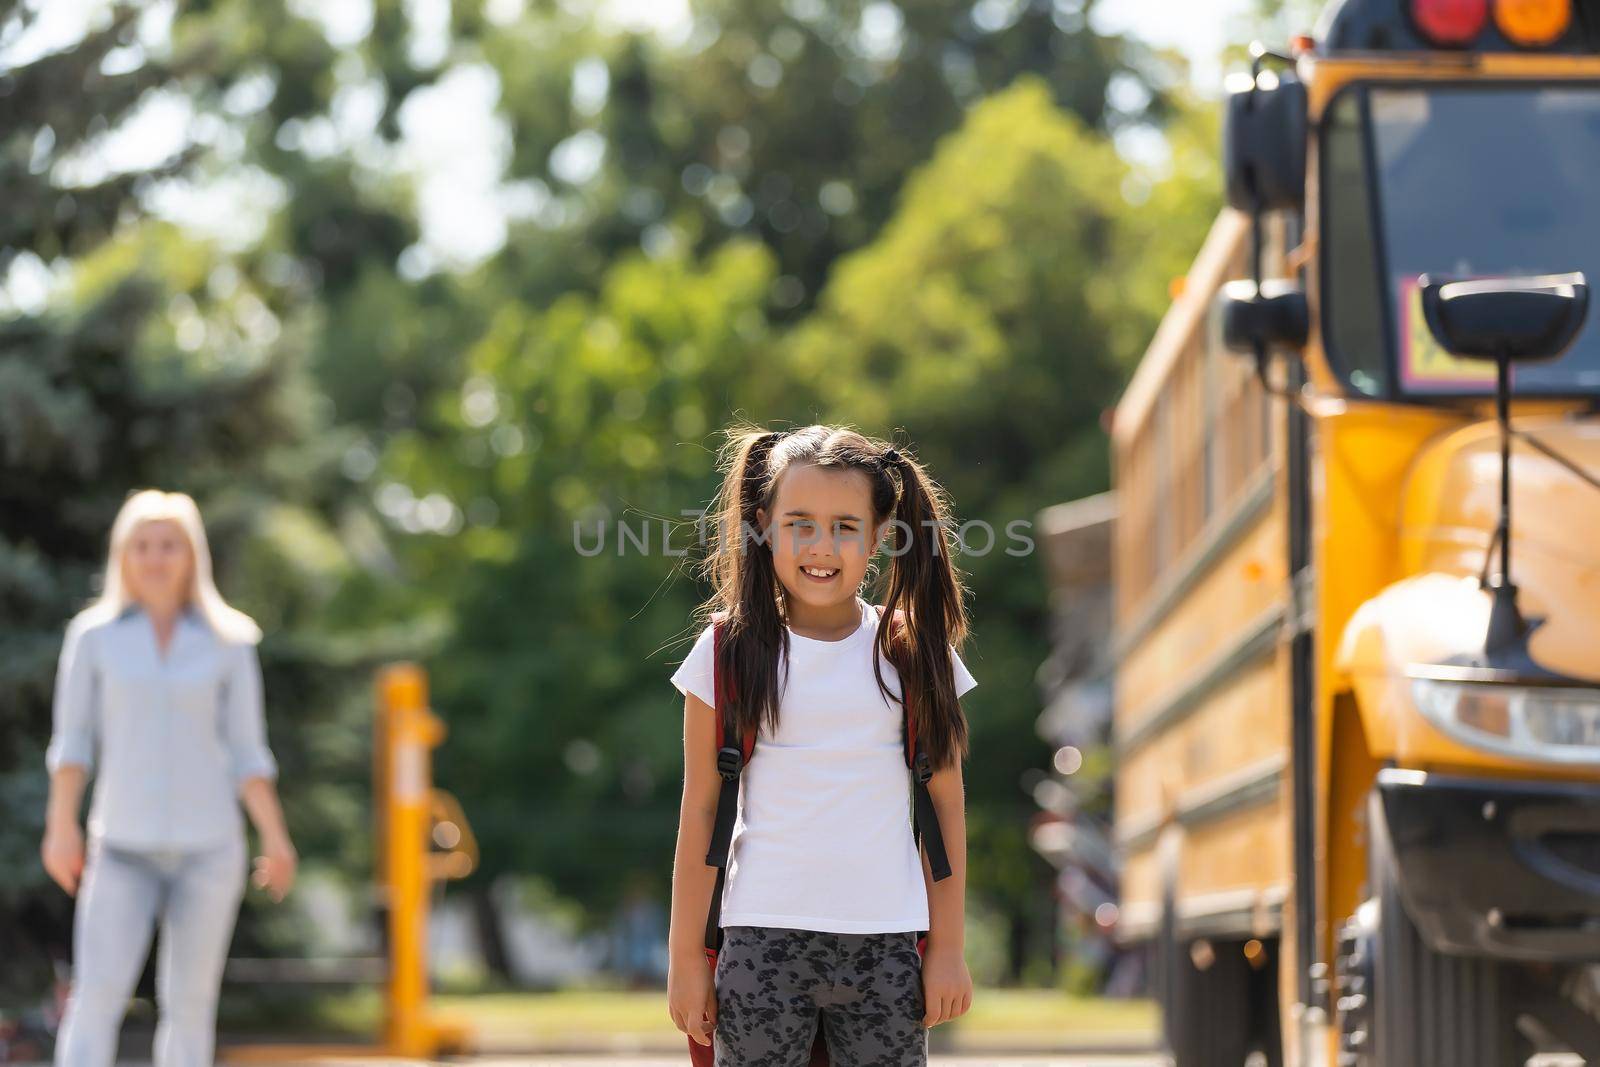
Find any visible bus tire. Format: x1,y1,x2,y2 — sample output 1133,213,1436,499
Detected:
1159,907,1252,1066
1335,787,1519,1067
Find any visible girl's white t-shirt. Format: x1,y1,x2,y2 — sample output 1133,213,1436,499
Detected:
670,595,977,934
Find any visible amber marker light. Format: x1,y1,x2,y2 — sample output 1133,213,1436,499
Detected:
1494,0,1571,46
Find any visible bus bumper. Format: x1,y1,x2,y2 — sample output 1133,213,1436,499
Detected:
1376,767,1600,963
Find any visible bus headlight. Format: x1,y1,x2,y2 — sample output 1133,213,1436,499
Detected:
1411,678,1600,762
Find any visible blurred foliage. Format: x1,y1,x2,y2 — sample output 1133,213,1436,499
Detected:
1217,0,1324,74
0,0,450,993
2,0,1228,993
390,240,788,908
475,0,1181,316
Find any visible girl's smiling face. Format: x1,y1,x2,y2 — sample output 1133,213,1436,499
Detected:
758,462,887,613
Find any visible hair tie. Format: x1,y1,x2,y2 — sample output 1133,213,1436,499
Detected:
881,446,902,467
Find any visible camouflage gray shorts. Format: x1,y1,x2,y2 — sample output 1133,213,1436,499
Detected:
713,924,927,1066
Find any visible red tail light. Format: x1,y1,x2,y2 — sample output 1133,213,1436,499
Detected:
1411,0,1490,45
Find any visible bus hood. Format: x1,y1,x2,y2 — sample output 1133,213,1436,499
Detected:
1396,413,1600,682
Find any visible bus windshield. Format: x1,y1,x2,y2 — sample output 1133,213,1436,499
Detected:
1323,83,1600,397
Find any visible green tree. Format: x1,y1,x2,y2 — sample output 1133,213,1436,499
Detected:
0,0,392,989
1099,85,1225,366
476,0,1179,313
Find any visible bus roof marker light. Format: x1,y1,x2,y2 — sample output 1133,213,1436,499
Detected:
1410,0,1490,46
1494,0,1571,47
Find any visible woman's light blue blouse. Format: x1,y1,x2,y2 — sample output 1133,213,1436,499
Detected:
45,602,278,850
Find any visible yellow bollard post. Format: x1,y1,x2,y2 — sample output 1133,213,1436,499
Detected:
375,662,472,1058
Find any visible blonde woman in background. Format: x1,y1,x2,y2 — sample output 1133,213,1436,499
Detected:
40,489,298,1067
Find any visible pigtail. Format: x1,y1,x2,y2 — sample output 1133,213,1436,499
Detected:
877,443,972,771
697,422,791,739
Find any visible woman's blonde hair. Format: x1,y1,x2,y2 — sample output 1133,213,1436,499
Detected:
74,489,262,645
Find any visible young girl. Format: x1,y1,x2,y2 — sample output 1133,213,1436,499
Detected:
666,424,977,1066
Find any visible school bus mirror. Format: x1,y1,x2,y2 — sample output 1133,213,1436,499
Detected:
1418,272,1590,364
1219,278,1310,357
1222,71,1307,214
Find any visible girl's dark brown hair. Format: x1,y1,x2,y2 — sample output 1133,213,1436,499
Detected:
687,421,971,770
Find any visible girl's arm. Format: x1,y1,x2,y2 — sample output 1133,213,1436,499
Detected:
667,690,724,1046
920,752,974,1027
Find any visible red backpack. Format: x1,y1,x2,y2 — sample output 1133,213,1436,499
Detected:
690,604,952,1067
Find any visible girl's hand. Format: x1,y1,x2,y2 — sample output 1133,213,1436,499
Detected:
252,833,298,902
668,949,717,1047
41,821,85,897
921,943,973,1029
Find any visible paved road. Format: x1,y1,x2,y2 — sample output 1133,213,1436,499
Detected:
14,1061,1167,1067
454,1059,1579,1067
442,1057,1576,1066
276,1055,1581,1066
79,1054,1588,1066
469,1058,1168,1067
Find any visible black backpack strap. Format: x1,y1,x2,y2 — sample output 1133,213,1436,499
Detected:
703,619,753,952
911,744,951,881
880,605,953,882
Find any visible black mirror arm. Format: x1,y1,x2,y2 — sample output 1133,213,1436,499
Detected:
1479,422,1600,594
1244,42,1304,405
1509,425,1600,495
1482,350,1530,651
1252,342,1300,401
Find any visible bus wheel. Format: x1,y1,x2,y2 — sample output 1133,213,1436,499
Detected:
1159,909,1252,1065
1334,788,1519,1066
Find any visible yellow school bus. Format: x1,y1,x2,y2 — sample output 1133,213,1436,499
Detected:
1110,0,1600,1064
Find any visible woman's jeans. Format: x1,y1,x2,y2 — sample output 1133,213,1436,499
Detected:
55,833,247,1067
